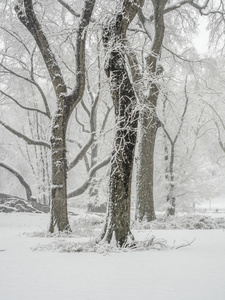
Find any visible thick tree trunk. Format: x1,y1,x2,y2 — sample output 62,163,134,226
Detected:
49,101,70,232
101,90,138,246
101,85,138,246
100,0,140,246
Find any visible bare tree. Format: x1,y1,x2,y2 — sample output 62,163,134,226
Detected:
161,77,189,216
135,0,220,222
14,0,96,232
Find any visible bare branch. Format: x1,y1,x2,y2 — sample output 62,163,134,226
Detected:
0,89,49,117
15,0,67,98
66,0,96,112
57,0,80,17
0,62,51,118
175,238,196,249
81,100,91,118
68,156,110,198
100,105,113,133
30,47,51,118
173,76,189,145
0,119,50,148
68,136,94,171
0,62,34,84
74,107,90,133
0,26,31,54
0,160,33,201
215,121,225,153
201,98,225,132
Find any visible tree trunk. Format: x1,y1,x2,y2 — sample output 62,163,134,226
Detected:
100,0,140,246
166,144,176,216
16,0,96,232
162,79,189,216
101,88,138,246
49,100,70,232
136,107,157,221
136,0,168,222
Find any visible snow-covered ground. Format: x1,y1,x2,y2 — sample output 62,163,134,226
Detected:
0,213,225,300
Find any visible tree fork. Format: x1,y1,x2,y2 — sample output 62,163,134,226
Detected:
15,0,96,232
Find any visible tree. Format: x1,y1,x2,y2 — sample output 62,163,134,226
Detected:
135,0,220,221
100,0,141,246
161,77,189,215
0,0,112,222
14,0,96,232
135,0,168,222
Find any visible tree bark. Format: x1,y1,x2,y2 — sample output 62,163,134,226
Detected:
15,0,96,232
100,0,141,247
136,111,157,221
136,0,168,222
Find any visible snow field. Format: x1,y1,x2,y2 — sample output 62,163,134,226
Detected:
0,213,225,300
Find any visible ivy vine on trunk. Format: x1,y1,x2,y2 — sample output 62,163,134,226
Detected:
100,0,141,247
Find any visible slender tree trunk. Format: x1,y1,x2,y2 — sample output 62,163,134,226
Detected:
136,106,157,221
162,79,189,216
89,98,99,201
166,144,176,216
100,0,141,246
136,0,168,222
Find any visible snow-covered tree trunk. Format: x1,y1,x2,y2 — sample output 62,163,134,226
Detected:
100,0,140,246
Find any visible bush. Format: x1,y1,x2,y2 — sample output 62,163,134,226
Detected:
132,215,225,230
